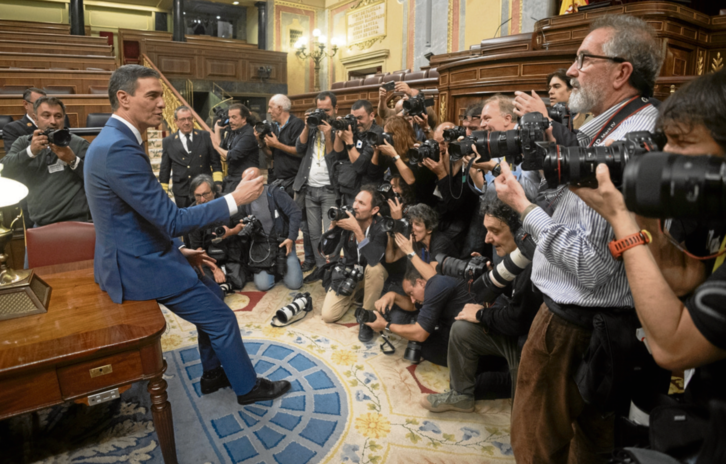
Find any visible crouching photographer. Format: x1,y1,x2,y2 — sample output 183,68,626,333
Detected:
319,186,389,341
237,167,303,292
572,69,726,463
188,175,248,293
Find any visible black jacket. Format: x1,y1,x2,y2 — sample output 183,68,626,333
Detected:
159,129,222,197
2,114,36,154
268,114,305,182
240,182,302,242
223,124,259,179
331,122,384,199
338,215,388,268
293,126,342,192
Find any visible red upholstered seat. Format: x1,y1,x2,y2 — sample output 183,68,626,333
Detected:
331,81,345,89
26,222,96,268
344,78,363,88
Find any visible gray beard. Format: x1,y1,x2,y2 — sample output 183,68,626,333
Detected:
568,79,606,114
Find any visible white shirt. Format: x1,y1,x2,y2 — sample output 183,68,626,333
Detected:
307,131,331,187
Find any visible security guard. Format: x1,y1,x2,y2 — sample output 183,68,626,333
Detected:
160,105,223,207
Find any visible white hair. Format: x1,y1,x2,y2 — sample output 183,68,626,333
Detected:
270,94,291,112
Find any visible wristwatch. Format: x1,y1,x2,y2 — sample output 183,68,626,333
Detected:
385,322,392,334
407,252,416,260
345,143,354,151
609,229,652,260
393,155,401,162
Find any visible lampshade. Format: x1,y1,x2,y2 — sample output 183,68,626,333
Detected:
0,177,28,208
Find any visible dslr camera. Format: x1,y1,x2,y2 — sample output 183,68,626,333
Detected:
213,106,229,127
381,81,396,92
486,111,550,169
381,216,411,237
442,126,467,143
548,102,572,130
540,131,663,189
239,215,263,239
436,254,488,282
274,292,313,325
402,93,434,118
377,182,399,203
331,114,358,132
333,264,365,296
275,237,289,277
33,128,72,147
365,131,394,146
448,130,489,162
408,139,440,165
327,205,354,221
472,229,536,304
254,120,273,138
306,108,330,129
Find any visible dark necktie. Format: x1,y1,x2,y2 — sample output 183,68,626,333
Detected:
185,133,192,153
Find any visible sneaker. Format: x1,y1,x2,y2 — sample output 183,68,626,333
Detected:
301,261,316,272
420,390,475,413
358,322,374,343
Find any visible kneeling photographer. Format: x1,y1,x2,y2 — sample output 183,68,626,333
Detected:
319,186,388,342
237,167,303,292
421,198,542,413
364,264,476,367
572,70,726,463
188,174,248,293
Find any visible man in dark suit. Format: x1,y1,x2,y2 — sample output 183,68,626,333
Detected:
2,88,46,150
84,65,291,405
159,105,223,207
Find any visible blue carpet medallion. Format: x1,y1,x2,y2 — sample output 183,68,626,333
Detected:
166,339,349,464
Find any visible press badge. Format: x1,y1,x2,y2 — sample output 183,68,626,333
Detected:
356,140,363,149
48,159,65,173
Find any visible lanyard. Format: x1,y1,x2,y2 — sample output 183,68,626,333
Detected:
588,96,651,147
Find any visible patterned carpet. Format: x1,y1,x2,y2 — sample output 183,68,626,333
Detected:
3,243,515,464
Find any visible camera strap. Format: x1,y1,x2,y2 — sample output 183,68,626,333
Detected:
588,96,653,147
379,332,396,355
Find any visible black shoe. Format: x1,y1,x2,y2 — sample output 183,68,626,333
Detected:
301,261,316,272
303,267,322,283
358,322,374,343
237,377,292,405
200,367,231,395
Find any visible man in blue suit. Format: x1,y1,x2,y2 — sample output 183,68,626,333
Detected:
84,65,291,405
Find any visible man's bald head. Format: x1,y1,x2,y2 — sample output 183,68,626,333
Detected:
433,122,456,141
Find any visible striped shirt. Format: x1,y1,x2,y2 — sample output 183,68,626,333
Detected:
523,98,659,308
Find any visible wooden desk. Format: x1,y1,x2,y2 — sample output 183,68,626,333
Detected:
0,260,178,464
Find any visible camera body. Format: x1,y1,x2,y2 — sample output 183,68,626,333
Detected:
404,341,422,364
333,264,365,296
381,216,411,237
408,139,440,165
327,205,354,221
402,93,434,118
239,215,263,239
213,106,229,127
487,112,550,170
377,182,400,203
365,131,394,147
381,81,396,92
548,103,571,129
306,108,330,129
448,130,489,162
331,114,358,132
254,120,273,138
33,128,72,147
436,254,488,281
442,126,467,143
275,292,313,324
275,237,288,277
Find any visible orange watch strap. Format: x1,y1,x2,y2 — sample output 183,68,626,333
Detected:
609,230,652,260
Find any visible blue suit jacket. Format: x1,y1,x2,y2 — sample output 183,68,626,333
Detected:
84,117,230,303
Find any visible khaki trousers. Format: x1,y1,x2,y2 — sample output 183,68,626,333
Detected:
320,263,388,323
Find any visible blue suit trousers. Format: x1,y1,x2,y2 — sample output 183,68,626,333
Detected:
159,276,257,395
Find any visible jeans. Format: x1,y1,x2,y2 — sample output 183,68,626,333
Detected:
305,185,337,268
253,252,303,291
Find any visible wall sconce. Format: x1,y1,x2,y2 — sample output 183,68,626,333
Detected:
294,32,345,92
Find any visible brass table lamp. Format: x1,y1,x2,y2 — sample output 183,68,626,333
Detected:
0,174,52,321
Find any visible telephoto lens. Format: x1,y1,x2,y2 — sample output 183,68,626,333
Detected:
354,306,378,324
436,254,488,281
327,205,353,221
442,126,467,143
306,108,329,129
623,153,726,219
330,114,357,132
487,112,549,168
276,240,288,277
254,120,273,138
408,139,440,165
275,292,313,324
472,229,536,304
403,341,422,364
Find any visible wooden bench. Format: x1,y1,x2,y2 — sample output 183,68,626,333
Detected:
0,51,116,72
0,19,70,34
0,40,113,57
0,31,108,47
0,68,112,95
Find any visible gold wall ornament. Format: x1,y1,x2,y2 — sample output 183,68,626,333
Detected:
350,0,382,10
439,93,447,125
447,0,453,53
670,84,676,94
697,50,705,75
712,52,724,72
346,0,386,50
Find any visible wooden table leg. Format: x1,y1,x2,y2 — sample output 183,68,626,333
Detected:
148,360,178,464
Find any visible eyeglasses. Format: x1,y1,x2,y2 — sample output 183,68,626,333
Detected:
194,191,214,200
176,117,193,123
575,53,625,70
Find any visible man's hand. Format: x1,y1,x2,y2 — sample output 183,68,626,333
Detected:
181,247,216,274
231,171,264,206
264,132,280,149
319,120,333,138
364,310,388,332
513,90,549,119
52,144,77,164
388,197,403,220
422,151,448,180
413,114,430,133
29,129,49,156
570,164,630,223
375,291,397,314
379,86,393,102
455,303,484,323
279,238,294,256
212,265,226,284
335,210,361,233
339,127,354,145
222,222,244,239
394,232,414,255
494,161,531,214
395,82,416,96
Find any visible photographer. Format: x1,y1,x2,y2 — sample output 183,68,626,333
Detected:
421,198,542,413
294,91,341,277
368,116,417,187
547,68,573,106
365,264,476,367
2,96,90,229
238,167,303,292
256,94,305,187
464,102,483,136
188,175,248,292
212,103,259,193
494,15,663,463
320,186,388,341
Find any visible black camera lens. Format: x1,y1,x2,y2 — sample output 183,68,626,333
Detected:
436,254,487,281
306,109,328,129
331,114,357,132
408,140,440,165
327,206,351,221
254,121,273,138
354,306,378,324
442,126,466,143
366,132,394,146
623,153,726,219
402,94,433,118
213,226,226,237
403,341,422,364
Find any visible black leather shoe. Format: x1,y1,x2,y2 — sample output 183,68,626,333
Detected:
237,378,291,405
200,367,231,394
301,261,316,272
358,323,374,343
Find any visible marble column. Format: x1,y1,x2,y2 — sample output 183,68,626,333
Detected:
172,0,186,42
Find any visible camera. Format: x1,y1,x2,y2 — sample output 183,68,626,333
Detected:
408,139,440,165
208,225,227,244
623,153,726,219
377,182,400,203
33,128,72,147
213,106,229,127
448,130,489,162
403,341,422,364
472,229,537,304
381,81,396,92
402,93,434,118
333,264,365,296
275,292,313,324
331,114,358,132
540,131,660,189
254,120,273,138
487,112,550,170
436,254,488,282
239,215,262,238
306,108,330,129
365,131,394,146
442,126,467,143
381,216,411,237
354,305,379,324
275,237,288,277
327,205,354,221
548,103,572,129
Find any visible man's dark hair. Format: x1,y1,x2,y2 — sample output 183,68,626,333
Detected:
657,69,726,153
108,65,160,111
189,174,215,199
480,195,520,233
359,184,383,211
228,103,251,122
316,91,337,108
23,87,46,102
34,96,66,115
351,99,374,115
546,68,572,90
174,105,192,119
406,203,439,232
465,102,483,119
404,262,423,287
